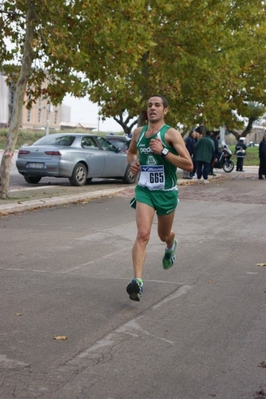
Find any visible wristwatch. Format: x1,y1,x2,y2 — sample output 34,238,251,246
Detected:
161,147,169,157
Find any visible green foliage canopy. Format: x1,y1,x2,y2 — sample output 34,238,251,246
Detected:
87,0,266,130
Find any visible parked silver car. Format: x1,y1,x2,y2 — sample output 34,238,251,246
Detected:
16,133,136,186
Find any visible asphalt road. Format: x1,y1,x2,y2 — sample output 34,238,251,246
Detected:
0,173,266,399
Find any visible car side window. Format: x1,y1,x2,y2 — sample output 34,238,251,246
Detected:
54,136,75,146
97,137,116,152
81,137,99,150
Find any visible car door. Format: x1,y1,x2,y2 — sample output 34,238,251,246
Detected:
96,137,127,177
80,136,106,176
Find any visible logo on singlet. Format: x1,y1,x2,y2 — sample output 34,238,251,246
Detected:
147,155,157,165
139,147,152,154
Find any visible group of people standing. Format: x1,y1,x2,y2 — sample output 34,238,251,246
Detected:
184,127,266,181
183,127,220,184
230,132,266,178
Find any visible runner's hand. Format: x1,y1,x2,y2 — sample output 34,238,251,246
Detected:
150,138,163,154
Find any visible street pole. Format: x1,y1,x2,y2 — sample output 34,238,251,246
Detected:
46,103,50,135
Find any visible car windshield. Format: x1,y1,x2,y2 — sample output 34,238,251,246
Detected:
107,137,130,150
97,137,117,151
109,140,125,149
33,135,76,146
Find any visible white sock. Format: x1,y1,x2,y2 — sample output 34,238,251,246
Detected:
166,241,175,251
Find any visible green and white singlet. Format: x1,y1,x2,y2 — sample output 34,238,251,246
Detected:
136,124,178,191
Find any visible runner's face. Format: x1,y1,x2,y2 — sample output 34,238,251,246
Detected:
147,97,167,123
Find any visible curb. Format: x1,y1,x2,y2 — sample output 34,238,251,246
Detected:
0,187,129,216
0,173,224,216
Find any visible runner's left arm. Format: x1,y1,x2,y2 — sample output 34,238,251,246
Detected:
150,128,193,172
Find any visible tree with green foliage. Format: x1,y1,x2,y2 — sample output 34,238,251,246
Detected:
1,0,266,199
88,0,266,135
0,0,152,198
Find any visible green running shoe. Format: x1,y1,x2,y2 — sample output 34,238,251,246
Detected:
126,278,143,301
162,239,178,269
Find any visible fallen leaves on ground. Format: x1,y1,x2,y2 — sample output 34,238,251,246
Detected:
54,335,67,340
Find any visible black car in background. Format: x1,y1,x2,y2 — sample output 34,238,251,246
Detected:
106,135,131,153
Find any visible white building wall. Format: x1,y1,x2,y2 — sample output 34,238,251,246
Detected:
61,104,71,123
0,75,10,125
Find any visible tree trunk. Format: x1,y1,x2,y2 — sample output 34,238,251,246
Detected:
113,113,138,135
242,116,256,136
0,2,35,199
137,110,148,126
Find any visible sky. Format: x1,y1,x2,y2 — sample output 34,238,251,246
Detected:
63,94,123,133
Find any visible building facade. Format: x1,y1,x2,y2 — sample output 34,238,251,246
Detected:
0,74,70,130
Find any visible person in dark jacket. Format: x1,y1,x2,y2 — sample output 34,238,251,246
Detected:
183,128,196,179
195,130,214,184
235,137,247,171
209,130,220,176
258,131,266,179
193,126,203,176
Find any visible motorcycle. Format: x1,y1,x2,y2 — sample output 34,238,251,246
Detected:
213,144,234,173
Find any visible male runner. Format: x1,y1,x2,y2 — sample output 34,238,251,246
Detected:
126,94,193,301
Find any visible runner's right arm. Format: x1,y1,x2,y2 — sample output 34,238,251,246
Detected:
127,127,141,175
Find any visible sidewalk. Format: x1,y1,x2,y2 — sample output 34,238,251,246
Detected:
0,173,222,216
0,183,130,216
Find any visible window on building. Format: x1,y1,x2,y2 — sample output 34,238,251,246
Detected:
54,110,58,124
38,109,41,123
27,109,31,122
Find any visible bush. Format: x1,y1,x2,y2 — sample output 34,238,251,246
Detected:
0,129,45,149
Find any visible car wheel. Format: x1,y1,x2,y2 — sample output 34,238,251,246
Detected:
69,163,88,186
122,164,137,184
24,175,42,184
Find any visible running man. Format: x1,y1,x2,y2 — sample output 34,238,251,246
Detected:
126,94,193,301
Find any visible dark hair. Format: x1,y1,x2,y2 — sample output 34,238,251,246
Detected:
195,125,204,134
149,94,168,108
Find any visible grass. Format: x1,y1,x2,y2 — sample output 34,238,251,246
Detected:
228,145,259,166
0,129,45,149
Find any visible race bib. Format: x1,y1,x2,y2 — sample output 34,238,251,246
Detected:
138,165,165,190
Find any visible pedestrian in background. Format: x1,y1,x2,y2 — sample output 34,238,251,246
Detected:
183,128,196,179
258,131,266,180
209,130,220,176
195,130,214,184
235,137,247,172
194,126,203,175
